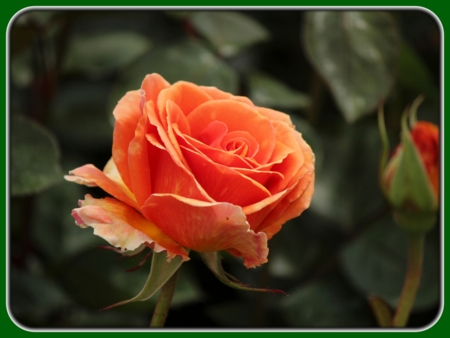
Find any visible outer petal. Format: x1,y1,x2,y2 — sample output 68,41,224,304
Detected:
141,194,268,268
256,107,295,128
112,90,142,190
244,133,315,236
157,81,212,127
72,194,189,261
111,74,170,192
64,164,139,209
261,172,315,240
265,122,306,194
128,112,153,207
199,86,255,106
141,73,171,108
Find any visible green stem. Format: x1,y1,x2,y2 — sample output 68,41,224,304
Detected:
392,234,424,327
149,269,180,327
369,295,393,327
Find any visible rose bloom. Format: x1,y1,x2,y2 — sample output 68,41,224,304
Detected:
65,74,315,268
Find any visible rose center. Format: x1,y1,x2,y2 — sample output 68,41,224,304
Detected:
199,121,259,158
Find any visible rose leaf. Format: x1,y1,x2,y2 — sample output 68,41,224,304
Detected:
303,11,399,123
11,115,63,196
189,12,270,58
340,215,440,311
63,31,152,76
248,71,310,110
109,39,239,115
280,273,376,327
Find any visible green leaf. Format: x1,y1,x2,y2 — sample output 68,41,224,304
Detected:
248,72,310,109
199,252,285,294
109,39,239,115
398,41,438,100
63,31,152,76
11,115,63,196
190,12,270,57
340,216,440,311
303,11,399,123
280,274,375,327
104,251,184,309
309,117,384,230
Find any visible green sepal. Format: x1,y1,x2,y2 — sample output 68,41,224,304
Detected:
199,252,286,294
408,95,424,128
388,115,438,213
368,295,393,327
377,102,390,192
102,251,184,310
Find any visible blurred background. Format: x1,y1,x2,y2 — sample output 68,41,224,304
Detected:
9,9,441,329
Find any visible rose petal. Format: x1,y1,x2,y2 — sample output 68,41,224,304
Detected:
264,122,308,194
180,145,271,206
232,167,284,187
242,132,315,233
187,100,276,164
145,136,213,202
146,100,190,170
165,100,192,166
260,172,315,240
157,81,212,128
112,90,142,190
200,86,255,106
141,194,268,268
256,107,295,128
73,194,189,261
64,164,139,209
141,73,171,108
175,129,255,169
128,113,153,206
220,131,259,158
198,121,228,148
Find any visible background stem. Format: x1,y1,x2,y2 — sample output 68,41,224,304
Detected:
150,269,180,328
392,234,424,327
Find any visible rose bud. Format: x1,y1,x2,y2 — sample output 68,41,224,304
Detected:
379,98,439,233
65,73,315,269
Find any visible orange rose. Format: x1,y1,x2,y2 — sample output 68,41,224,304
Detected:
65,73,315,268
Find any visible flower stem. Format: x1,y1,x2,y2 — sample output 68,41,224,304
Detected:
392,234,424,327
149,268,180,327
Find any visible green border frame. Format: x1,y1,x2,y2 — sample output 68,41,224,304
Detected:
2,1,446,335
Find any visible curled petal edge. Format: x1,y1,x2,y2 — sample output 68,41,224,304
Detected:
141,194,268,268
72,194,189,262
